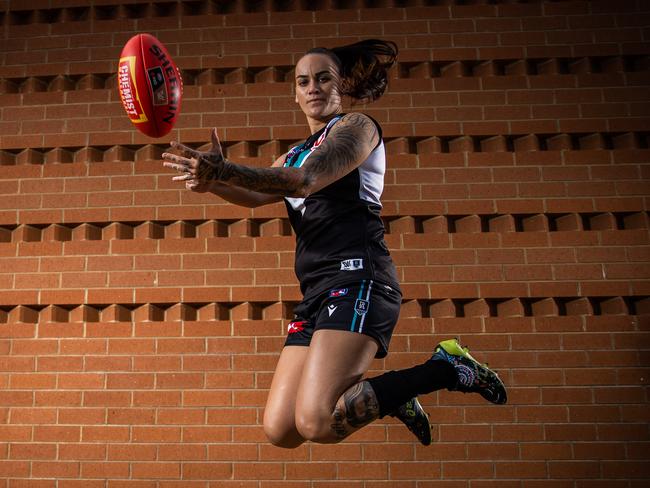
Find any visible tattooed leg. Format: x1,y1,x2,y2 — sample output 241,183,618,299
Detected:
330,381,380,440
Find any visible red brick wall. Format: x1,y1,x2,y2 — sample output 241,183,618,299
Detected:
1,0,649,485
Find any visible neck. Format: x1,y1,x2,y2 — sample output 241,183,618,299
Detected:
307,113,341,135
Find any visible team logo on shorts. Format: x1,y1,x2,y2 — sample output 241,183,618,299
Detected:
354,299,369,315
329,288,348,297
287,321,306,334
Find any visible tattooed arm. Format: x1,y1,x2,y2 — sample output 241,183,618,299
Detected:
162,113,380,199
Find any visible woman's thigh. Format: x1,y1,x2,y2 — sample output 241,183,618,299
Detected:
263,345,310,448
294,329,379,442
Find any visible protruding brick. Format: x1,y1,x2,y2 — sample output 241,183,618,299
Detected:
504,59,529,76
76,74,106,90
488,214,516,233
166,221,196,239
135,145,163,162
569,57,594,74
564,297,593,316
44,148,74,164
165,303,197,321
16,148,44,165
588,213,616,231
440,61,467,78
13,224,42,243
48,75,75,91
473,60,498,77
21,77,47,93
72,223,102,241
611,132,640,149
400,299,422,318
230,302,253,321
463,299,490,317
69,305,100,323
598,297,628,315
513,134,540,152
578,133,606,150
225,68,252,84
259,218,290,237
385,137,411,155
623,212,649,230
135,222,164,239
133,304,164,322
389,216,416,234
0,150,16,165
9,305,39,323
254,67,283,83
480,135,509,152
531,298,559,317
197,303,220,321
421,216,448,234
553,213,583,231
228,219,258,237
42,224,72,242
536,58,564,75
452,215,482,233
197,221,228,238
520,214,549,232
40,305,69,323
261,302,286,320
428,299,457,318
74,147,102,163
448,136,475,153
496,298,525,317
103,222,134,240
103,146,134,163
546,134,573,151
100,304,132,322
417,137,444,154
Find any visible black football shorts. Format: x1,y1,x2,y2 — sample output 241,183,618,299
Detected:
284,280,401,358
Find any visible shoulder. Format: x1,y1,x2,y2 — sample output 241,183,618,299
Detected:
333,113,381,148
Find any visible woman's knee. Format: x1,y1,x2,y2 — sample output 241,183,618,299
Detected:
263,415,304,449
295,409,337,444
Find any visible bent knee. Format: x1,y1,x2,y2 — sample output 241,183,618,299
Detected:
295,412,339,444
263,419,304,449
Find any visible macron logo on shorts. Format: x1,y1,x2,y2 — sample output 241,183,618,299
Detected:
340,259,363,271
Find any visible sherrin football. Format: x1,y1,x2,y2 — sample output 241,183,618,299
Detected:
118,33,183,138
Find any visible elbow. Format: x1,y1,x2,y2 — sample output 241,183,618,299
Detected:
289,173,316,199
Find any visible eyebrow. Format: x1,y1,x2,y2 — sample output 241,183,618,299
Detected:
295,70,331,79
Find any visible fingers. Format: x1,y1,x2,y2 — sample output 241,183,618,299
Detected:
170,141,201,159
210,128,222,154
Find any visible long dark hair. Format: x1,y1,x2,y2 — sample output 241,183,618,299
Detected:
306,39,398,103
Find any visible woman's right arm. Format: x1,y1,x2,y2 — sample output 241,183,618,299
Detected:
165,128,288,208
203,151,287,208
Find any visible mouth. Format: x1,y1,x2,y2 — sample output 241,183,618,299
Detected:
307,99,325,104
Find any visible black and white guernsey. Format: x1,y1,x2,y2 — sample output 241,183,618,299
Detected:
283,114,400,301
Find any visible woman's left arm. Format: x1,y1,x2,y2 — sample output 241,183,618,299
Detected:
164,113,379,198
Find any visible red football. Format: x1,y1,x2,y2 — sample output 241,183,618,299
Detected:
118,33,183,138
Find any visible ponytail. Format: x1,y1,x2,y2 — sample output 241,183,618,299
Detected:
306,39,398,103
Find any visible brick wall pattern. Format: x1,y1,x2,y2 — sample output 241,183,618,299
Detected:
0,0,649,486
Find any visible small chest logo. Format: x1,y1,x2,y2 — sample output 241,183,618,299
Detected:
340,259,364,271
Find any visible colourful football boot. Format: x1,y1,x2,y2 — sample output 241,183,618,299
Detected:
391,397,432,446
431,338,507,405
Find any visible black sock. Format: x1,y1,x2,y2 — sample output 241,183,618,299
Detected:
366,360,457,417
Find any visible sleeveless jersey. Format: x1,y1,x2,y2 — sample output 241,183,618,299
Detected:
283,114,400,301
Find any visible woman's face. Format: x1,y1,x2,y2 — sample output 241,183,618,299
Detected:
295,53,342,122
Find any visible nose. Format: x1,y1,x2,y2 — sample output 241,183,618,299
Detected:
307,79,320,93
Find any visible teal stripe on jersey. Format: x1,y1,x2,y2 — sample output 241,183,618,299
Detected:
350,280,366,332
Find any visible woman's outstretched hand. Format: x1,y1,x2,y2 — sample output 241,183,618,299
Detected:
162,128,226,192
